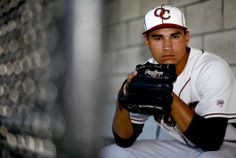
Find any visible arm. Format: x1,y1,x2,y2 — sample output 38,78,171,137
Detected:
112,105,144,147
112,71,144,147
169,58,235,151
171,93,227,151
183,113,227,151
171,92,194,132
112,105,134,139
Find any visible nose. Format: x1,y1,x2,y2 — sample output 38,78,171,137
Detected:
163,39,173,51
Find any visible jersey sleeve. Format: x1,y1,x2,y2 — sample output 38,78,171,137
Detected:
194,56,236,119
130,112,150,124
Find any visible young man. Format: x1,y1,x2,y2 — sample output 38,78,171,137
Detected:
100,4,236,158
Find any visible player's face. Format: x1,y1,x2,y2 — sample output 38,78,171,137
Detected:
145,28,190,73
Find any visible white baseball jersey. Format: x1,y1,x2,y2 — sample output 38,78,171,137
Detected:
130,47,236,146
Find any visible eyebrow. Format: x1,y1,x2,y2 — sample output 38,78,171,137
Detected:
150,31,182,38
171,32,182,36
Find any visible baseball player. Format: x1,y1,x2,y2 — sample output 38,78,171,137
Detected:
100,4,236,158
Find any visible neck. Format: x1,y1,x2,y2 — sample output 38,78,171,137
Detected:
176,47,190,76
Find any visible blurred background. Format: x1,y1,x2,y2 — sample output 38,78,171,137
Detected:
0,0,235,158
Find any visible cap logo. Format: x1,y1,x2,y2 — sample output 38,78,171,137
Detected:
154,7,170,20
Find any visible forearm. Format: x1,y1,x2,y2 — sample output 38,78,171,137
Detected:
170,93,227,151
183,113,227,151
171,93,194,132
112,105,144,147
112,105,134,139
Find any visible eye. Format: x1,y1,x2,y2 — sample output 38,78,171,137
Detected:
154,37,161,40
172,33,181,39
153,36,162,41
173,35,180,39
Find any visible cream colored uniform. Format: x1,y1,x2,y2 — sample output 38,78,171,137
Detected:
101,47,236,158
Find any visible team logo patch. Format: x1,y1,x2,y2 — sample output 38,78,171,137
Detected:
154,7,171,20
216,99,224,108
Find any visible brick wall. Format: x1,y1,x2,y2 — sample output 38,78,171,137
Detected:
101,0,236,139
103,0,236,104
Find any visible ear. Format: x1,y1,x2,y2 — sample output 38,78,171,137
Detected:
185,31,190,46
144,35,149,46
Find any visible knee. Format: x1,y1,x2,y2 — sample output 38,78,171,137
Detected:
197,152,211,158
197,151,221,158
99,144,131,158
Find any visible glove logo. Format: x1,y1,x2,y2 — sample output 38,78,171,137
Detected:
145,69,163,78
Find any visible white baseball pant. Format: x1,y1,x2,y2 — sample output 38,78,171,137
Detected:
100,140,236,158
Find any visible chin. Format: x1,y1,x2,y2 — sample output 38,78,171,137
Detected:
162,60,176,64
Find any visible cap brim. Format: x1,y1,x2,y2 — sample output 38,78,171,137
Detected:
143,24,187,35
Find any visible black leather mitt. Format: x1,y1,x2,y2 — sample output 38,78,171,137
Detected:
118,62,177,117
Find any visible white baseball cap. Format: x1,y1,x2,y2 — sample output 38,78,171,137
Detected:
143,4,187,34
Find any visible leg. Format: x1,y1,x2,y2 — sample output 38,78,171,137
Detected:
100,139,201,158
198,142,236,158
99,144,136,158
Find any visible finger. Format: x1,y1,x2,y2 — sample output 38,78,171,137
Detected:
127,71,138,82
123,71,138,94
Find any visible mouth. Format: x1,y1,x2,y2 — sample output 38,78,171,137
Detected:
162,54,175,60
160,54,175,64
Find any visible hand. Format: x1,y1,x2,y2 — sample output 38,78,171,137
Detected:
117,63,176,115
121,71,138,98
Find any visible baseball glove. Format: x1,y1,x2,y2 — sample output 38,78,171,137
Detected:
118,62,177,125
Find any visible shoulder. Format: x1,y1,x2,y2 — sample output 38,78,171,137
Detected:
191,48,235,89
190,48,225,64
190,48,232,75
